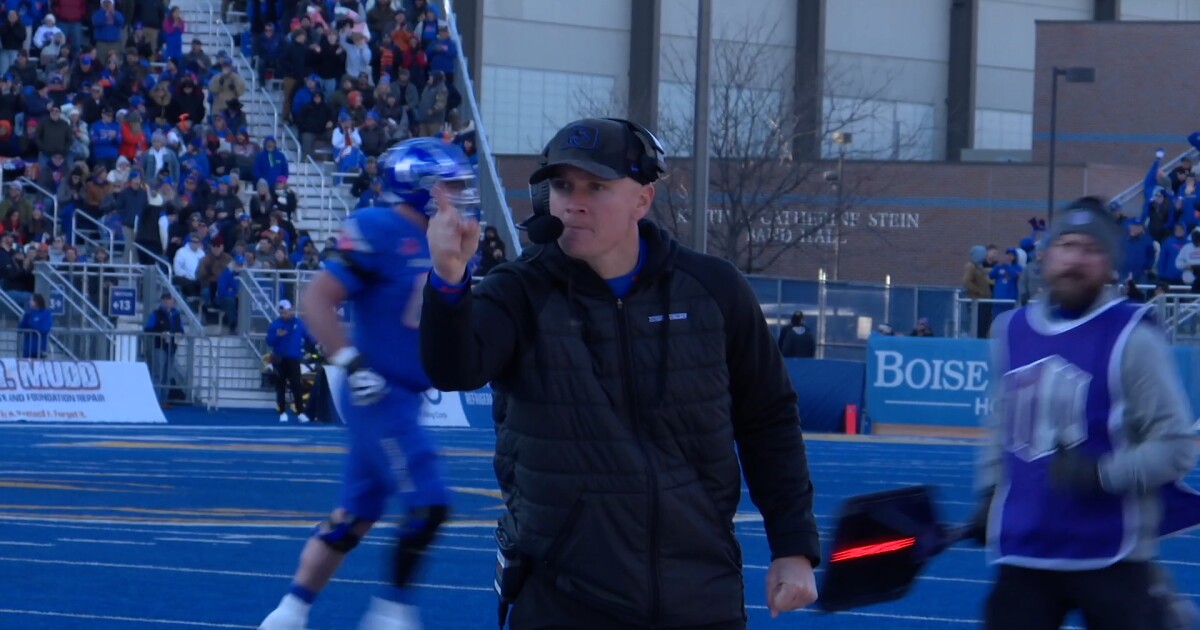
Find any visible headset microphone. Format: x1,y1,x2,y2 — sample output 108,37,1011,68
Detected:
523,213,563,245
519,180,562,244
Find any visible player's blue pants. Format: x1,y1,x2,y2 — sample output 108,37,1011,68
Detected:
338,387,451,522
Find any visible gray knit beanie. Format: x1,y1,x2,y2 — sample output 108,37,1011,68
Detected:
1044,196,1124,271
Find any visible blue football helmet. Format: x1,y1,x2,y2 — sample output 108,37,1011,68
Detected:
376,137,480,218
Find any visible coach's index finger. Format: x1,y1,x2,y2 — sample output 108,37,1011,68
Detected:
430,183,455,217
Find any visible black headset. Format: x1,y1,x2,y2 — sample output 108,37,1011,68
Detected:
527,118,667,217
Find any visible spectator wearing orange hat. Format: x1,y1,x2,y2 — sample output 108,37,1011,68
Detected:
340,89,367,125
171,79,206,124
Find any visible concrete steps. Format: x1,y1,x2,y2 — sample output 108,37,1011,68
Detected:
182,333,277,408
176,1,353,247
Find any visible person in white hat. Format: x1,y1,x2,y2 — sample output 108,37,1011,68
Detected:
266,298,314,423
33,15,63,51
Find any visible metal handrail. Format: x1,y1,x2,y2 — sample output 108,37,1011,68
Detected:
66,195,117,261
1109,148,1198,214
152,265,206,334
307,154,347,236
0,286,20,318
1149,292,1200,337
279,103,305,166
16,177,60,239
256,83,282,150
442,0,523,257
33,262,116,332
240,268,281,324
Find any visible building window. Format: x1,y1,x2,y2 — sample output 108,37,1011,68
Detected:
974,109,1033,151
822,97,936,160
482,65,616,154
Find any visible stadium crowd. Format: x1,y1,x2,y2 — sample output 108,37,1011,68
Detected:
0,0,506,334
958,139,1200,337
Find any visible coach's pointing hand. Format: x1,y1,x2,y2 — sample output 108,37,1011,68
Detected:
428,183,481,284
766,555,818,618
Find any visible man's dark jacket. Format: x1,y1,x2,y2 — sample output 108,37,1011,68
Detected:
420,221,820,628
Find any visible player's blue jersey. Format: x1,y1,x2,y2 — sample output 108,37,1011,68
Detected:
325,206,433,393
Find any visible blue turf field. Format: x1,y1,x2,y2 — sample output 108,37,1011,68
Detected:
2,414,1198,629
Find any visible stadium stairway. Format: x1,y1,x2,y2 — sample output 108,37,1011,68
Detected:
175,0,355,248
187,334,277,409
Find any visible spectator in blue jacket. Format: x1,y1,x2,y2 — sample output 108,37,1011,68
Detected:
254,135,288,191
89,106,120,169
290,74,320,120
1123,219,1156,284
143,292,187,403
18,293,51,358
266,298,313,423
988,248,1021,316
426,25,460,113
92,0,125,63
215,255,242,333
426,25,456,78
1160,222,1188,286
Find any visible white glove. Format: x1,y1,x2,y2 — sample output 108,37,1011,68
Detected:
1157,149,1166,159
331,347,388,406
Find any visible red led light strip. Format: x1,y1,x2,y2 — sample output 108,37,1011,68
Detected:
830,537,917,562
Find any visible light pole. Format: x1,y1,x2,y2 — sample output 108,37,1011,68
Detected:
691,0,712,254
1047,66,1095,224
831,132,852,281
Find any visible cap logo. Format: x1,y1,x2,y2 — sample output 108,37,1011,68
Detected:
1068,211,1092,225
563,125,599,150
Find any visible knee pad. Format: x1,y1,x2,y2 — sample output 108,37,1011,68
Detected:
392,505,449,587
313,513,365,553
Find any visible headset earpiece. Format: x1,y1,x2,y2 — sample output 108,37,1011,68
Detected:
529,180,550,216
601,117,667,185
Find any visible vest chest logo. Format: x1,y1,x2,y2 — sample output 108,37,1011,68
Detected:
1002,355,1093,462
648,312,688,323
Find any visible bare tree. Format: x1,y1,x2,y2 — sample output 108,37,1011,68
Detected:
572,19,932,275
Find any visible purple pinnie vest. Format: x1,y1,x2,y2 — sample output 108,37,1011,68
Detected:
991,299,1150,569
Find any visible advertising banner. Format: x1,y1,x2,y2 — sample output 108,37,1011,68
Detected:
0,359,167,423
866,336,1200,428
865,336,991,427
